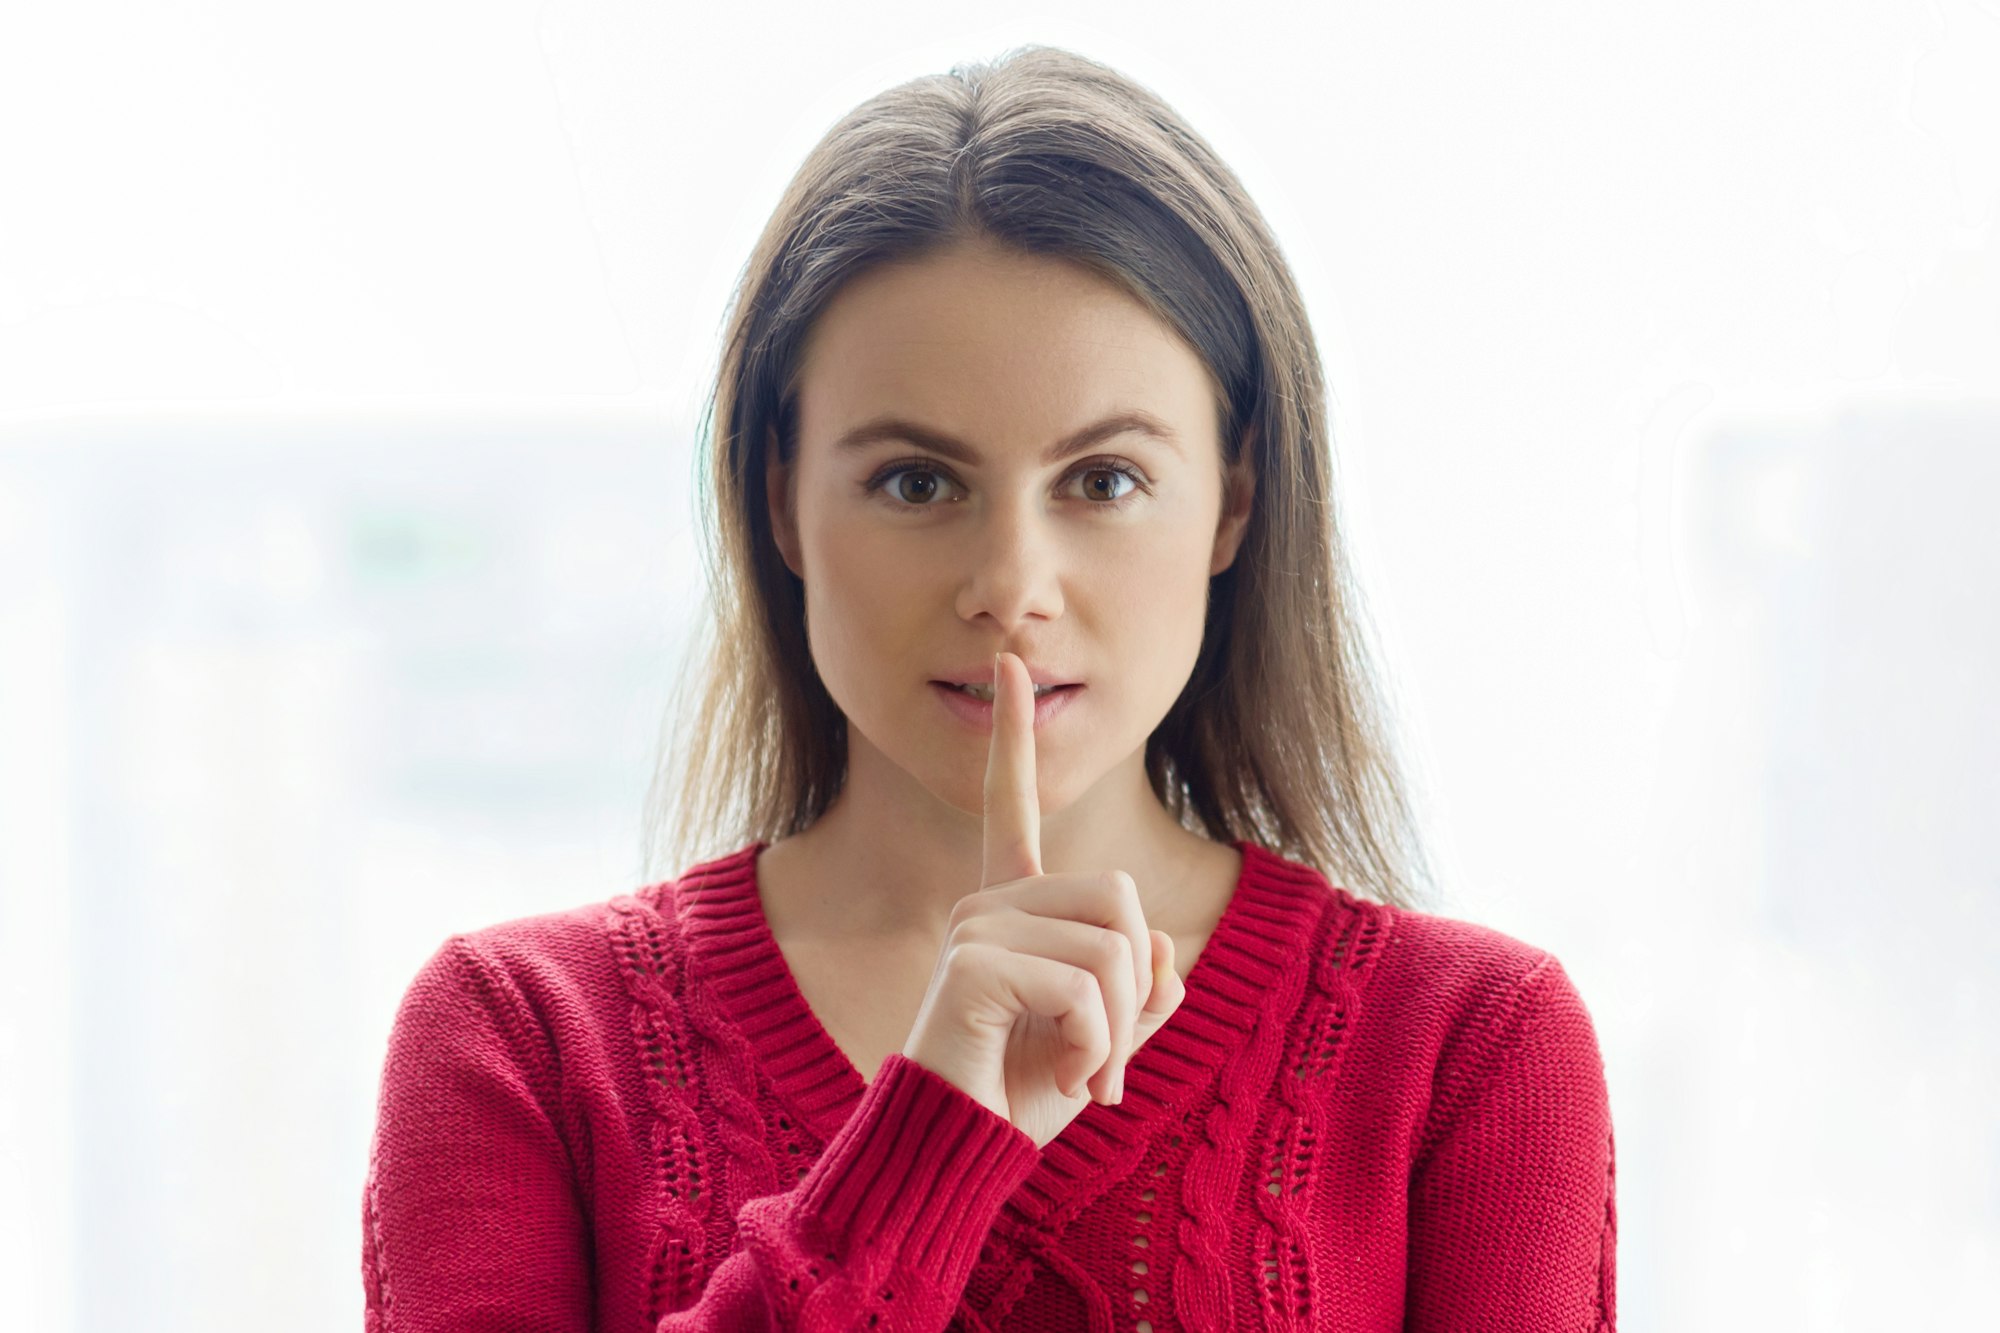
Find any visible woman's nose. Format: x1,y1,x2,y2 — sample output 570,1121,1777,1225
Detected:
955,502,1066,625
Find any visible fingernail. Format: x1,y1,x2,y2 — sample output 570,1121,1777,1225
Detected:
1112,1070,1125,1104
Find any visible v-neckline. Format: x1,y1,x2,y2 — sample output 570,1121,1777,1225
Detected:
663,837,1335,1218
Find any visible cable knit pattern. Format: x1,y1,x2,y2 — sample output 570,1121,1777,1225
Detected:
1171,861,1323,1330
362,838,1617,1331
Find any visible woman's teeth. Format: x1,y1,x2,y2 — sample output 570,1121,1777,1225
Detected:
955,682,1054,702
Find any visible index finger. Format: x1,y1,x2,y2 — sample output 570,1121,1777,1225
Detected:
981,650,1042,888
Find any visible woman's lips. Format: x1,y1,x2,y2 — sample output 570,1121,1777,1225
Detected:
929,681,1084,732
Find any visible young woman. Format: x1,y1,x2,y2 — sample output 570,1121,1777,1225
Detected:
363,45,1616,1332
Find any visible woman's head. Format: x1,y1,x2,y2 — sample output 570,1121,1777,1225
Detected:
764,231,1255,824
648,44,1434,909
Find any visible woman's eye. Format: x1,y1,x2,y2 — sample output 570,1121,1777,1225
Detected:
882,468,957,506
1076,466,1139,504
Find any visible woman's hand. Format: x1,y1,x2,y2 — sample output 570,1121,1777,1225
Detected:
900,651,1188,1149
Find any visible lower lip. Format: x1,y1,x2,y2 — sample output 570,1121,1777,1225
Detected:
930,681,1084,732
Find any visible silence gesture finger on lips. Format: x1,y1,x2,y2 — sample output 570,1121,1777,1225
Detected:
980,650,1044,886
984,651,1175,1107
900,649,1185,1144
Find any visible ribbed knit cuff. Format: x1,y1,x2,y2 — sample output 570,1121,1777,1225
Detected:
793,1053,1040,1286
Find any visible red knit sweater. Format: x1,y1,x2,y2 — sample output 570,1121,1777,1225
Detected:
362,838,1616,1331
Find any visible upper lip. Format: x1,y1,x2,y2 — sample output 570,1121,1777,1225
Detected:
932,663,1082,688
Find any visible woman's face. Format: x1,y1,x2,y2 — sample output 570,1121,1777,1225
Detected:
766,233,1255,818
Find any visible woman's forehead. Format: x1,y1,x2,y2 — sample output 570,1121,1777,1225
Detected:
796,249,1216,449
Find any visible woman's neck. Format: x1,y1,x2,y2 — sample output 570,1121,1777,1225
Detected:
758,744,1230,947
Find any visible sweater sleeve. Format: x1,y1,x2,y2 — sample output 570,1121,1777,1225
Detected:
361,935,1042,1332
1403,952,1617,1332
361,937,594,1332
654,1052,1042,1331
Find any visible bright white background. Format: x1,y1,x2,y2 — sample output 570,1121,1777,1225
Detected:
2,2,1996,1329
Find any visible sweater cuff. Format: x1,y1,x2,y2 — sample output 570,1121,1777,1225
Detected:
794,1053,1039,1283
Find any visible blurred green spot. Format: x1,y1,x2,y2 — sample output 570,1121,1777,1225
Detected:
349,510,487,584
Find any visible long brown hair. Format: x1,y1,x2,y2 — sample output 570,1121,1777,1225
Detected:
641,44,1437,910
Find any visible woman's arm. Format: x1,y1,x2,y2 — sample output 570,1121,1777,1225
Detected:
362,938,1041,1332
654,1052,1039,1330
1403,952,1618,1331
362,938,594,1331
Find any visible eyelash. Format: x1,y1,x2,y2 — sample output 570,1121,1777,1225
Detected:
861,456,1151,513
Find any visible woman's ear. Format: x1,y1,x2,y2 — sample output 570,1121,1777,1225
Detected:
764,426,804,580
1210,425,1258,577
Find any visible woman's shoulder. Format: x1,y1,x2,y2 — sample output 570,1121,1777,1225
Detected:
1246,842,1564,999
1245,840,1595,1046
386,902,632,1057
439,895,637,987
1375,898,1568,995
436,839,761,976
1359,895,1605,1085
393,847,752,1049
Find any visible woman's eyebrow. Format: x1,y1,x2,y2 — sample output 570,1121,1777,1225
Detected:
832,410,1181,465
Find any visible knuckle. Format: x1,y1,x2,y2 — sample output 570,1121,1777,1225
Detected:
947,896,998,939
